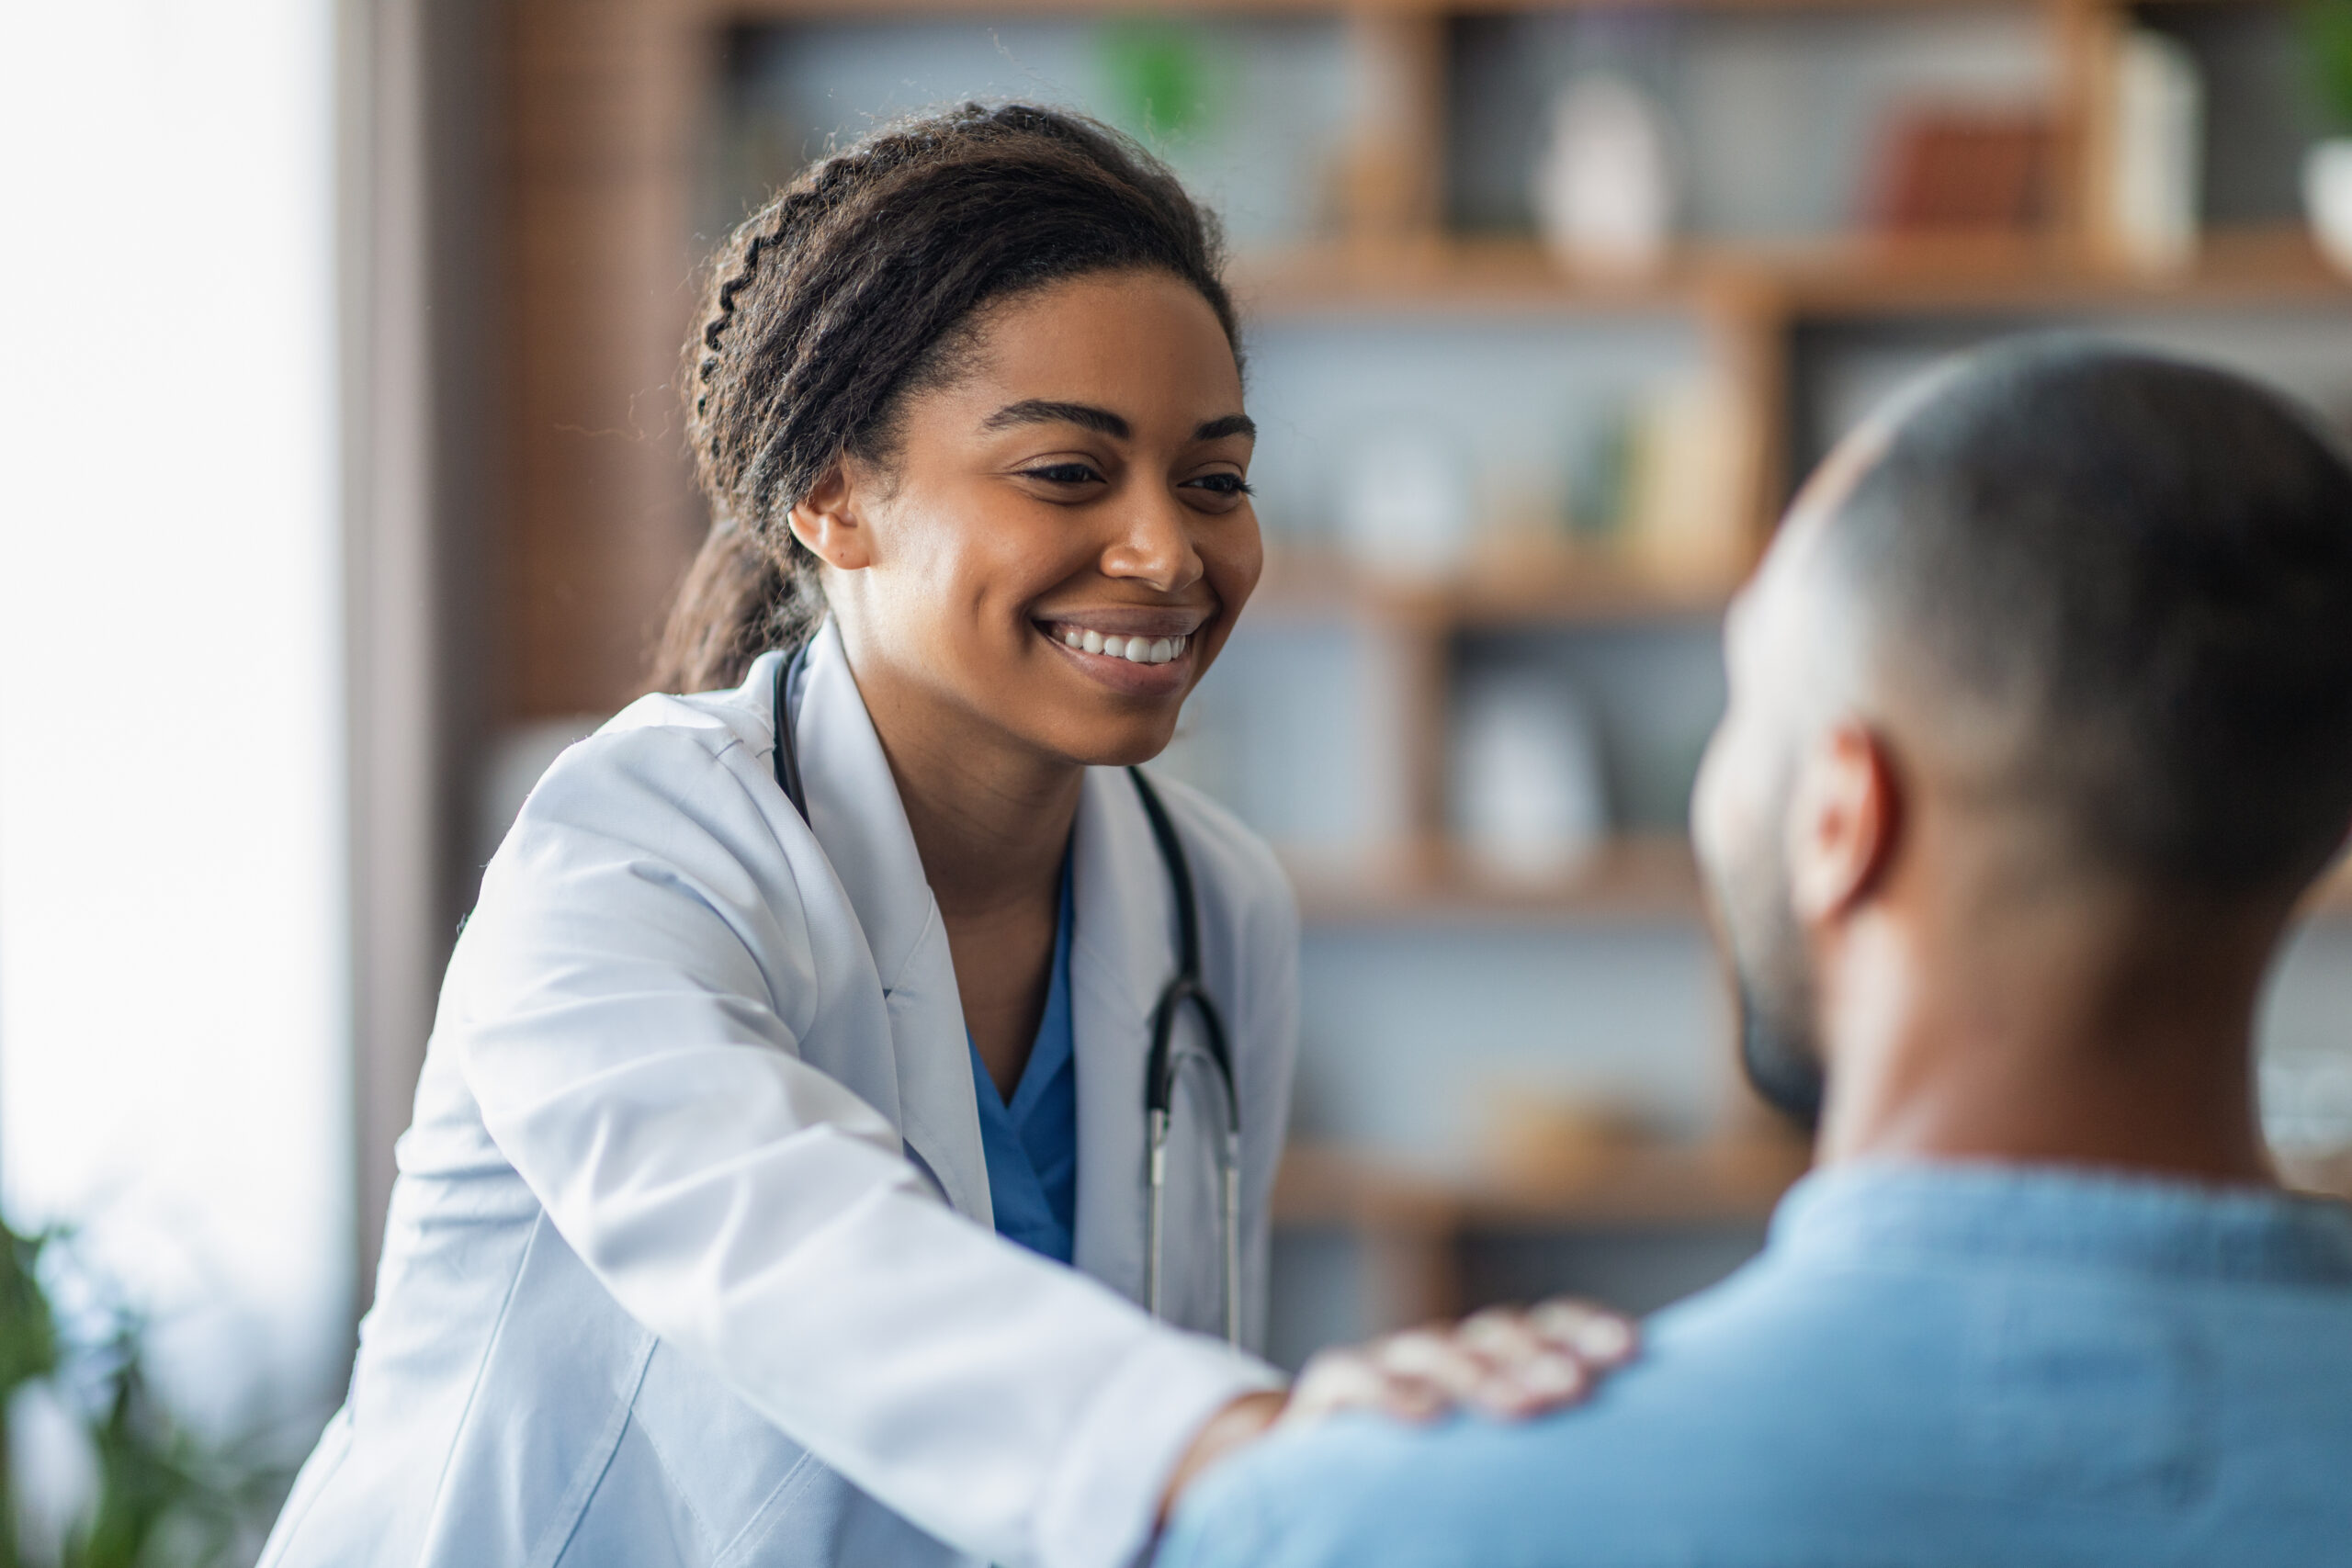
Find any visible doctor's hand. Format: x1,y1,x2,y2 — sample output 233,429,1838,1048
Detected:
1157,1297,1636,1521
1283,1297,1638,1426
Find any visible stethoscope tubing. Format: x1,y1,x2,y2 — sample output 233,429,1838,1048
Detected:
771,647,1243,1348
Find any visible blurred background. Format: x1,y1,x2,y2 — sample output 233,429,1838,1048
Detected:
7,0,2352,1558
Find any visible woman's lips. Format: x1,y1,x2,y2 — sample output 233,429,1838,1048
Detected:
1034,617,1201,691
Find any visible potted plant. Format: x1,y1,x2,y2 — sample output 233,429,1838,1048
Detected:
2304,0,2352,273
0,1217,277,1567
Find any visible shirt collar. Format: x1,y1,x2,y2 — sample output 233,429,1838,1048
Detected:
1770,1159,2352,1287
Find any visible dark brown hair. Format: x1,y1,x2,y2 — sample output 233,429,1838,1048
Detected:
651,102,1238,694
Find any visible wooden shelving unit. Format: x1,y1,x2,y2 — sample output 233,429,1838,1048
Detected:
1286,829,2352,927
1237,224,2352,320
510,0,2352,716
509,0,2352,930
1275,1139,1810,1234
1287,835,1704,924
1280,1126,2352,1328
1273,1136,1813,1324
1252,549,1735,629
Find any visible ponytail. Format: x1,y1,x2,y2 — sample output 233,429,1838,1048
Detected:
650,525,822,694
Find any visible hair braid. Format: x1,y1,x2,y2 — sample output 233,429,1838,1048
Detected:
650,103,1235,694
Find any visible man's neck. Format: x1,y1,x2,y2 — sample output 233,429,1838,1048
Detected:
1814,897,2279,1188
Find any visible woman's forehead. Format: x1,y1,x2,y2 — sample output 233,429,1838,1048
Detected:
948,272,1242,415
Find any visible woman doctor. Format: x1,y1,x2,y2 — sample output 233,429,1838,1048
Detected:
263,104,1630,1568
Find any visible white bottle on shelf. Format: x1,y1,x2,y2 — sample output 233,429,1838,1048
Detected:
1334,423,1473,580
2107,29,2202,276
2304,139,2352,279
1531,74,1676,279
1452,670,1610,886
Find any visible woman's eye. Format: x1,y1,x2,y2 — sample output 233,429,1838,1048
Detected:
1185,472,1254,498
1020,462,1103,487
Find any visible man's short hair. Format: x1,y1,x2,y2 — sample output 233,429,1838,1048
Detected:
1824,338,2352,895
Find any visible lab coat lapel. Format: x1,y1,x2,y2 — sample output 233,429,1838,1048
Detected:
793,622,990,1226
1068,767,1179,1308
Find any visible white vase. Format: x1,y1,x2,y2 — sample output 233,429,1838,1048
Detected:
1532,75,1674,278
1452,671,1609,884
1335,424,1472,580
2303,139,2352,279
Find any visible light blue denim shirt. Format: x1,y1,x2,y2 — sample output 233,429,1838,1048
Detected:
1162,1162,2352,1568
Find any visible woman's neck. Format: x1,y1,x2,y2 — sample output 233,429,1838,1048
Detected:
860,681,1080,919
847,640,1080,1098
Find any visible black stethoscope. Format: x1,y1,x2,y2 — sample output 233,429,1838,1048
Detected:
771,647,1244,1348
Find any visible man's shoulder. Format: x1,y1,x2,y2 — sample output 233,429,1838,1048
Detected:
1163,1240,2352,1568
1161,1259,1833,1568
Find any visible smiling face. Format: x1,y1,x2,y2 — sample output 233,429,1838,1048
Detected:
792,267,1260,771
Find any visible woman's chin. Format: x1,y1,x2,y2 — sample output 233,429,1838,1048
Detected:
1035,705,1185,772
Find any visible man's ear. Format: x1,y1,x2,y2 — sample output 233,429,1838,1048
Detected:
786,460,874,571
1786,720,1902,924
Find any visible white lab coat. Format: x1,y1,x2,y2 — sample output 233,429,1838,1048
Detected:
261,622,1298,1568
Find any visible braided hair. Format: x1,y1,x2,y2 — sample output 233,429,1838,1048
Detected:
652,102,1239,694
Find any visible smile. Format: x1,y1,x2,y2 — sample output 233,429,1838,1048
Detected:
1044,625,1191,666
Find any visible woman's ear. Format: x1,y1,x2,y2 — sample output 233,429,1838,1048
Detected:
786,460,875,571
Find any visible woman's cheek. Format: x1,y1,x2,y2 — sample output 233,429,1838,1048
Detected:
1209,520,1264,612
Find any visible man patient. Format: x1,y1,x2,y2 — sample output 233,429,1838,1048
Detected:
1162,340,2352,1566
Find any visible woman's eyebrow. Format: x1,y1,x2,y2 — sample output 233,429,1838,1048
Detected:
981,400,1128,438
977,401,1257,444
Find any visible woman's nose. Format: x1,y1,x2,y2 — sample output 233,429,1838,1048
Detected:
1100,490,1204,592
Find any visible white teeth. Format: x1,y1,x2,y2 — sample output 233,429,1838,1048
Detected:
1057,625,1193,662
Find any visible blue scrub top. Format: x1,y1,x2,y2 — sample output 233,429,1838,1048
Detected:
967,859,1078,1264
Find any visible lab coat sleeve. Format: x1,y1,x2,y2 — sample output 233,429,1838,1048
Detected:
451,725,1277,1568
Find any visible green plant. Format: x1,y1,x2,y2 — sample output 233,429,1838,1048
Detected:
0,1219,275,1568
1098,19,1209,144
0,1222,63,1559
2305,0,2352,132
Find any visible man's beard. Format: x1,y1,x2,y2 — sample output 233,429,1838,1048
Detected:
1736,977,1826,1132
1706,821,1827,1132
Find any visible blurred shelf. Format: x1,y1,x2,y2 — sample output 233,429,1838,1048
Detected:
1234,235,1702,318
1250,550,1736,631
1279,1138,2350,1245
1274,1136,1811,1235
1285,838,2352,930
1771,225,2352,316
1285,836,1706,926
1235,226,2352,321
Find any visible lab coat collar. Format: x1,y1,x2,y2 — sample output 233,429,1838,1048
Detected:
787,621,990,1224
1069,766,1182,1308
792,622,929,992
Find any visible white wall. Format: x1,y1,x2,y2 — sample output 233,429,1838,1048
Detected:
0,1,351,1439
